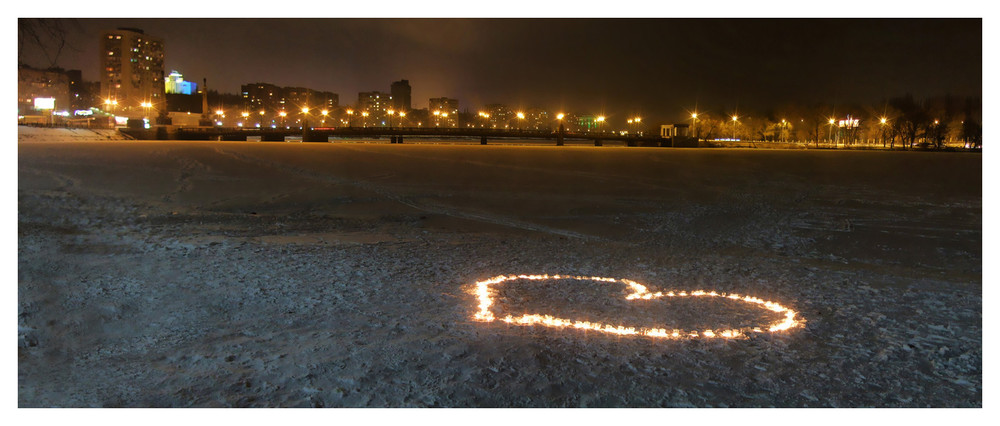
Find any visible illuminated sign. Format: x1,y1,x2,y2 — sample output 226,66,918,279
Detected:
74,110,94,116
838,116,859,128
34,97,55,110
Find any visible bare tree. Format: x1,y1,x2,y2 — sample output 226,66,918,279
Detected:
18,18,82,68
888,94,929,149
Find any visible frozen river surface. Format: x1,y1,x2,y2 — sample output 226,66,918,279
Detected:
18,141,981,407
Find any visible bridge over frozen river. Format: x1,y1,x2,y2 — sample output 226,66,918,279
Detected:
123,125,680,147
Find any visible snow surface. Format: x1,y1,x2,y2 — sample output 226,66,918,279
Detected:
18,125,132,143
18,137,981,407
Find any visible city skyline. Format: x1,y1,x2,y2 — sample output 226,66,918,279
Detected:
17,17,981,124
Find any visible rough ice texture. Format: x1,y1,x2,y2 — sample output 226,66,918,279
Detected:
18,135,981,407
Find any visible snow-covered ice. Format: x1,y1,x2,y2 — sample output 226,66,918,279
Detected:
18,137,981,407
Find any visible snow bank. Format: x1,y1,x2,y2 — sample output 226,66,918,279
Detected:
18,125,131,143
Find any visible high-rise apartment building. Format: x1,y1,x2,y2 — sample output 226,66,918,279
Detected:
358,91,393,121
99,28,165,118
390,80,411,111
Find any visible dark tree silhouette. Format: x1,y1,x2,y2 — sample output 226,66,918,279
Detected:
18,19,84,68
888,94,929,149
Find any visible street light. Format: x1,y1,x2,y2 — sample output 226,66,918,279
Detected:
279,110,287,128
879,116,888,147
596,115,606,133
732,115,739,140
361,111,369,128
691,112,699,139
387,109,395,128
345,109,354,127
828,117,836,143
516,111,525,130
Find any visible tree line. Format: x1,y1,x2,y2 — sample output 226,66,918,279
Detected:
685,94,982,149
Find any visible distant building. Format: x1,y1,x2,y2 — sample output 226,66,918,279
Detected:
65,69,100,111
524,108,549,130
239,83,338,127
17,65,70,116
660,123,691,137
285,87,338,112
483,103,512,128
242,82,285,114
165,70,197,95
429,97,459,115
390,80,411,112
99,28,166,118
429,97,459,127
576,114,600,132
358,91,393,125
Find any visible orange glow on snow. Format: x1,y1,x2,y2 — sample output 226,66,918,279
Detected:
472,274,804,340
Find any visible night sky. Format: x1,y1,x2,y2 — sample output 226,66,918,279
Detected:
19,17,982,123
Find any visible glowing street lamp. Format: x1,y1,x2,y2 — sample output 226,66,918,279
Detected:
879,117,889,147
828,117,836,142
731,115,739,140
299,106,311,129
279,110,287,128
140,101,153,120
516,111,525,130
361,111,369,128
596,115,606,133
345,109,354,127
213,109,225,127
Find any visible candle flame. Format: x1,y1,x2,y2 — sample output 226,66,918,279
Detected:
471,274,804,340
